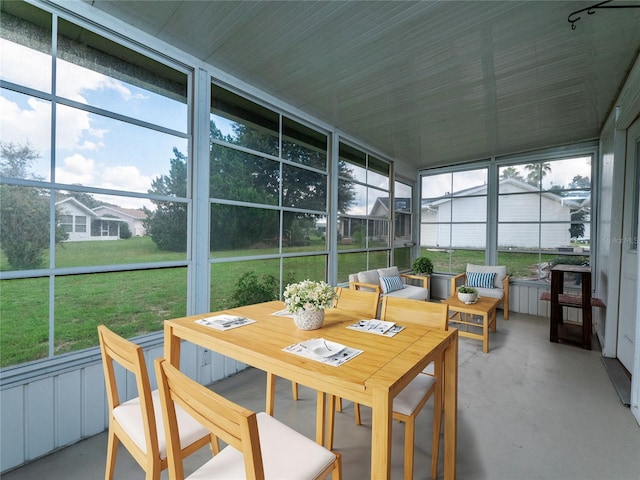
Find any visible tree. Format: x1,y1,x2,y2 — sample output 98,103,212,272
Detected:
145,121,356,252
500,166,525,182
0,142,67,269
525,162,551,186
143,147,188,251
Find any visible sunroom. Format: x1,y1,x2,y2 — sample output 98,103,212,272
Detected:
1,0,639,478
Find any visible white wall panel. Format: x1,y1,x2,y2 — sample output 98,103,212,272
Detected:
26,378,54,460
83,363,107,437
0,387,24,471
55,371,82,447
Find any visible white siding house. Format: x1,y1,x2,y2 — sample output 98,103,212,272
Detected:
55,198,128,241
421,179,573,249
91,206,147,237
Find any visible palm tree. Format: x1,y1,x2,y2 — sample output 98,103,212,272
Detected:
525,162,551,186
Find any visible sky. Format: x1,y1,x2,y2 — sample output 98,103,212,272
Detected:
1,38,186,210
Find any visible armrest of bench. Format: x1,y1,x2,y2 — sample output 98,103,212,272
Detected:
349,281,382,294
400,273,430,289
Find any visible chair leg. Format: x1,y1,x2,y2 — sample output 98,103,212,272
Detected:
431,382,443,479
403,417,415,480
336,396,343,412
265,372,276,415
354,402,361,425
104,428,118,480
209,433,221,455
291,381,299,400
327,395,336,450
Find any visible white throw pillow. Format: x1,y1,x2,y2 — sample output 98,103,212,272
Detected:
380,275,404,294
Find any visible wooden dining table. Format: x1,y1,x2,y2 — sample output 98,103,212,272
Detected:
164,300,458,480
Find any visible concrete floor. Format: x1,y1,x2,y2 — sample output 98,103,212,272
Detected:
4,312,639,480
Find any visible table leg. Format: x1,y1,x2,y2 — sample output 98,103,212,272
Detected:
443,332,458,480
265,373,276,415
370,387,393,479
164,323,181,367
316,391,326,446
482,312,489,353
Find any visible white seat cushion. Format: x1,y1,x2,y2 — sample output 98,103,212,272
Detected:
112,390,209,457
386,285,429,301
393,374,437,416
476,287,504,300
186,412,336,480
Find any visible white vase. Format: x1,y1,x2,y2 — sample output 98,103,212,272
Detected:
457,292,477,303
293,309,325,330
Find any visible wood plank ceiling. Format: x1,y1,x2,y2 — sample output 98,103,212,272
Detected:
82,0,640,170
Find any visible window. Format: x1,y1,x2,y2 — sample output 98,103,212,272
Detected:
393,180,413,271
0,2,190,367
420,168,488,273
497,156,592,280
419,153,593,281
209,84,329,310
337,143,391,282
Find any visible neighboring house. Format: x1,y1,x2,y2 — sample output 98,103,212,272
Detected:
421,178,581,249
55,198,146,241
92,205,147,237
368,197,412,247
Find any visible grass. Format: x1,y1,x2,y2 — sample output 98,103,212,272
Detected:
1,237,583,367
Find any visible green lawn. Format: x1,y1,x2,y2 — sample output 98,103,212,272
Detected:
1,237,586,367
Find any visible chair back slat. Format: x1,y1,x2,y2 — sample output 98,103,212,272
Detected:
155,358,266,480
334,287,380,319
380,297,448,330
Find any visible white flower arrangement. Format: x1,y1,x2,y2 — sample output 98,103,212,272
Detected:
283,279,337,313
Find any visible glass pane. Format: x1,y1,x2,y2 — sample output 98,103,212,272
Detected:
452,169,486,192
498,165,528,185
1,89,52,180
211,259,280,311
452,195,486,222
338,217,366,249
394,212,412,246
368,155,389,190
0,1,52,92
57,19,188,133
339,179,363,216
368,250,389,270
282,164,327,210
0,277,49,367
0,186,52,271
211,85,279,157
394,181,412,211
54,194,186,267
283,212,326,252
210,204,279,256
499,193,541,221
55,104,188,194
339,143,366,183
499,223,540,250
282,117,327,170
421,223,451,249
450,249,484,273
452,223,486,249
541,157,592,191
541,223,573,250
420,247,451,274
422,172,452,201
368,218,389,248
283,255,327,285
210,145,279,205
498,250,545,281
393,247,411,271
54,269,187,355
337,252,367,284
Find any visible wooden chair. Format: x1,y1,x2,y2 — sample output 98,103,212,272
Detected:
98,325,215,480
266,287,380,415
155,358,342,480
329,297,447,480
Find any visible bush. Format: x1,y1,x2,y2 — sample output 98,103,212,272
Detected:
412,256,434,275
119,222,132,239
230,271,279,307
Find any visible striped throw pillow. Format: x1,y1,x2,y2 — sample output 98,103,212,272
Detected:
466,271,495,289
380,275,404,294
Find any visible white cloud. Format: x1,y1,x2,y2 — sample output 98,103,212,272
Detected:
101,165,154,194
0,95,51,154
55,154,95,185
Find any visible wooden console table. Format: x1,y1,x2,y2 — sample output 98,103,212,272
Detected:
549,264,592,349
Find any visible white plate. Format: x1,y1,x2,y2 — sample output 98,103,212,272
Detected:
300,338,345,358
